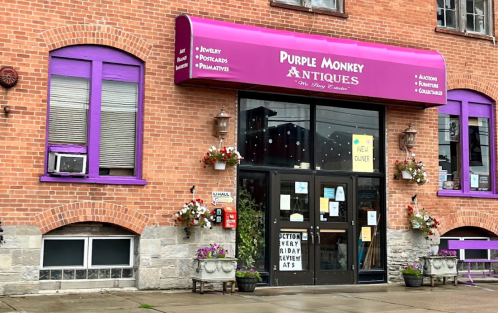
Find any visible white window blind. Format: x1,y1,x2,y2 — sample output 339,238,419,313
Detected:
99,80,138,169
48,75,89,144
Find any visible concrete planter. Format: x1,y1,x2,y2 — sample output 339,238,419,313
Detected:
420,256,458,276
192,257,237,281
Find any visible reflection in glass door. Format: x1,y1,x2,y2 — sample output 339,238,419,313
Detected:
273,174,314,286
315,176,354,285
272,174,354,286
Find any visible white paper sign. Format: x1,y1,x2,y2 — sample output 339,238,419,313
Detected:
280,195,291,211
336,186,345,201
295,182,308,194
329,202,339,216
290,213,304,222
471,174,479,188
368,211,377,226
302,232,308,241
279,233,302,271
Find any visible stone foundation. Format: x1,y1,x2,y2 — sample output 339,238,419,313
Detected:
387,229,433,283
137,226,236,290
0,226,42,295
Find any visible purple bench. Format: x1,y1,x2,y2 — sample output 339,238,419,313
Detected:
447,240,498,285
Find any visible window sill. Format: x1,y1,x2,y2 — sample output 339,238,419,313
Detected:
40,175,147,185
269,1,348,18
435,27,494,41
437,190,498,199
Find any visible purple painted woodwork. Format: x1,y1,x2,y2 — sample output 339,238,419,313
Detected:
43,45,145,185
48,144,87,154
174,15,447,106
448,240,498,250
447,240,498,285
438,89,495,198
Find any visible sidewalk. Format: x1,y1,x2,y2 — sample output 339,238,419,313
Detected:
0,281,497,313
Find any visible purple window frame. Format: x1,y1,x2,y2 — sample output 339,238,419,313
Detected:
40,45,146,185
438,89,496,198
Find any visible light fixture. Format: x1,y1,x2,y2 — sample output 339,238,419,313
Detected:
399,123,417,151
214,106,231,138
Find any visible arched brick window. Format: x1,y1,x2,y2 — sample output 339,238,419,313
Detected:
41,45,145,185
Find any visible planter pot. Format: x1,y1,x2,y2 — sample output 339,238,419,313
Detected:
411,220,421,229
214,161,226,170
401,171,412,179
419,256,458,276
236,276,258,292
403,273,423,287
192,257,237,281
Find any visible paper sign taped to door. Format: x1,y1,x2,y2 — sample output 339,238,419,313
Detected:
320,197,329,213
279,232,303,271
329,202,339,216
367,211,377,226
324,188,335,199
280,195,291,211
362,227,371,242
295,182,308,194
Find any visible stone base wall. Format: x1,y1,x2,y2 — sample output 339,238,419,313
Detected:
0,226,42,295
137,226,236,290
387,229,433,283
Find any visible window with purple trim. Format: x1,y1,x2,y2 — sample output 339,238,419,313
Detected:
41,45,146,185
438,89,495,197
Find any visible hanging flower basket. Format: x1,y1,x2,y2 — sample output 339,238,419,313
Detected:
214,161,226,170
201,145,243,169
401,171,412,179
175,198,214,239
394,158,428,185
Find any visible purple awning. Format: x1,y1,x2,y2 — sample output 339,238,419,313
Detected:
174,15,446,107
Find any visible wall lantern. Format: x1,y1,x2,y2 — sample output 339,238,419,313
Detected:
214,106,231,138
399,123,418,151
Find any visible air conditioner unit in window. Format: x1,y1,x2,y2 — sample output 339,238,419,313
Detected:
48,153,87,175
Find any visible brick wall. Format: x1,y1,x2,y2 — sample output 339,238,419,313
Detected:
0,0,497,236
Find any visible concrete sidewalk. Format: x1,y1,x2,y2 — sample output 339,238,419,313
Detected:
0,282,497,313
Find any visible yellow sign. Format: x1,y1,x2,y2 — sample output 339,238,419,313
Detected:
319,197,329,213
361,227,371,242
352,134,373,172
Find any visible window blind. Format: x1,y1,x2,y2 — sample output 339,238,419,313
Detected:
48,75,89,144
99,80,138,169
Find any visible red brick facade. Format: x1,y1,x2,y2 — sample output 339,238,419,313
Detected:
1,0,497,237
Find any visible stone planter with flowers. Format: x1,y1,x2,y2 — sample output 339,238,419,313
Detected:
420,249,458,276
191,244,238,294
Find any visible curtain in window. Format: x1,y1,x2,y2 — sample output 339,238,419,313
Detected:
48,75,89,144
99,80,138,169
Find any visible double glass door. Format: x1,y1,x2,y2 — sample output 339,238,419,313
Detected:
272,173,354,285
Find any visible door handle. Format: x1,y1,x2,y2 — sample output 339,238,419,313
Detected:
316,231,320,245
310,231,314,244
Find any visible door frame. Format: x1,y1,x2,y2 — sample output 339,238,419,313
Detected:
313,175,355,285
270,172,357,286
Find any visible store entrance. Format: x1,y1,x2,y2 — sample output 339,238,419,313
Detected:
271,173,354,285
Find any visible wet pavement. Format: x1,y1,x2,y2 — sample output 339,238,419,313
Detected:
0,281,497,313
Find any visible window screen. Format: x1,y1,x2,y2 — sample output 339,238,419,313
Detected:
43,239,85,267
91,239,131,266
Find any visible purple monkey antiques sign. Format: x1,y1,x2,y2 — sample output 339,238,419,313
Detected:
174,15,446,107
